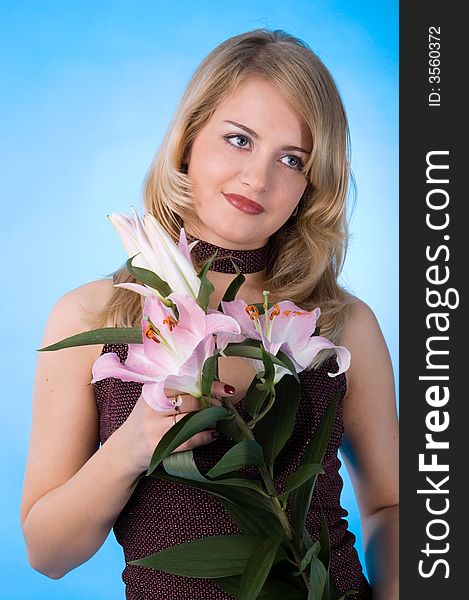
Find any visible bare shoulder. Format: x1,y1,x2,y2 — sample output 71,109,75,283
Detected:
53,277,114,321
341,297,389,386
342,296,383,345
44,278,115,344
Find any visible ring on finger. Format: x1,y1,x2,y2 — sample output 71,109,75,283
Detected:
171,394,183,426
171,394,183,409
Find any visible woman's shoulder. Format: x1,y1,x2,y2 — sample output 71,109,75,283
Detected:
46,278,115,340
340,295,392,389
59,278,115,307
341,295,382,344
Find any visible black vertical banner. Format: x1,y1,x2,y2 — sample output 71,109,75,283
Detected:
400,3,465,598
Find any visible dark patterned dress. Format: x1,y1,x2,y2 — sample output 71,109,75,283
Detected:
93,343,372,599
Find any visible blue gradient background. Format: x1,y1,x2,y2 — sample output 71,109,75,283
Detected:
0,1,398,597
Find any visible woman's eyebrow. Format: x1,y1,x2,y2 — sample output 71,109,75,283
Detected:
223,120,312,155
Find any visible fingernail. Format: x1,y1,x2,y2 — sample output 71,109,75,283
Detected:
210,431,220,440
224,384,235,395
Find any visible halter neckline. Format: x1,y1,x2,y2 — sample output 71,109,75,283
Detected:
185,232,268,274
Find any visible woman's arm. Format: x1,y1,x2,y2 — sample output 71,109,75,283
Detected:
340,299,399,600
20,279,144,579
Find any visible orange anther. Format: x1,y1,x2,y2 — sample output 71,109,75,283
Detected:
269,303,280,320
144,323,160,342
282,310,292,317
163,316,178,331
245,305,260,320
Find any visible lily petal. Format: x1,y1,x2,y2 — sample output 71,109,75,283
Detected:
290,336,351,377
268,303,320,347
221,299,262,339
142,380,175,411
107,213,140,257
145,214,201,298
178,227,199,263
91,351,156,384
114,282,160,298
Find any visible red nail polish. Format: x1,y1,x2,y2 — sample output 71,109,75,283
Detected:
224,384,235,395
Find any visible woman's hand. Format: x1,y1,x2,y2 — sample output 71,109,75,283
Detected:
117,381,235,474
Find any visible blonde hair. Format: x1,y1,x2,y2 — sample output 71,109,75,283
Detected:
92,29,356,344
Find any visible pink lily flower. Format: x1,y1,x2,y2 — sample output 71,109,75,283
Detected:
108,208,201,300
219,292,351,381
91,293,241,411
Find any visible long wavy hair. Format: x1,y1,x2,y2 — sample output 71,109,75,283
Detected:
91,28,356,344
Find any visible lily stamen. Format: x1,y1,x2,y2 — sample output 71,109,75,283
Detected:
145,316,178,356
143,322,160,343
245,305,260,320
163,316,178,331
269,304,280,320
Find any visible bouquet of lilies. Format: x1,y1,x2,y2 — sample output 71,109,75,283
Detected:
40,208,356,600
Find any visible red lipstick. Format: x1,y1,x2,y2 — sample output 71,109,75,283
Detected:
223,193,264,215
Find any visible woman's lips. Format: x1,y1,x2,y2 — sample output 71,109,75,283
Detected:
222,193,264,215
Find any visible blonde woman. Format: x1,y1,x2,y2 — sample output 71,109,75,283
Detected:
20,29,398,599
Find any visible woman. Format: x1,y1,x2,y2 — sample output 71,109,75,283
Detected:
20,29,398,599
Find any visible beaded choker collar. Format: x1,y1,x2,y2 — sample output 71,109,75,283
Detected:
185,232,268,274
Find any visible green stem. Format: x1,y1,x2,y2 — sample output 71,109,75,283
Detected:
223,397,310,593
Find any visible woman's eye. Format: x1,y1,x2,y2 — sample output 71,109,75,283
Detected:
281,155,304,170
224,134,251,149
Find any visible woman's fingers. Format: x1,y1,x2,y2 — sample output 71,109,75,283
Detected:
162,381,235,453
163,381,236,414
211,381,236,398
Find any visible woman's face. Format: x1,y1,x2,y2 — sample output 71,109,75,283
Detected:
185,78,312,249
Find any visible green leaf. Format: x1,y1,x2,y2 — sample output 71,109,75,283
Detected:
216,414,245,443
254,374,301,473
161,450,207,481
299,541,321,573
238,537,281,600
128,534,266,578
163,448,268,494
281,464,325,498
207,440,265,478
38,326,142,352
318,504,331,571
152,470,276,516
220,499,285,538
307,556,327,600
146,407,229,475
125,256,172,297
163,451,267,495
275,350,300,383
291,388,342,538
244,375,270,418
196,252,217,312
218,261,246,309
201,351,220,399
223,344,265,360
260,346,275,388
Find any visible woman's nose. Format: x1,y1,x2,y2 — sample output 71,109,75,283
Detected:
239,153,270,193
